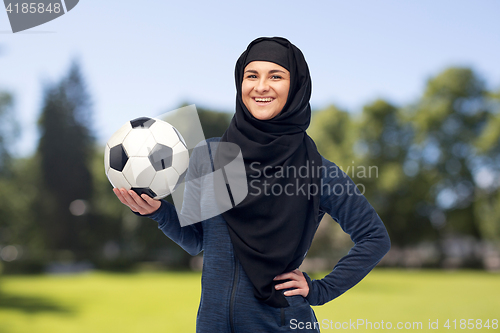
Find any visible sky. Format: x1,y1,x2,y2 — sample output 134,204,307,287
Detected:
1,0,499,157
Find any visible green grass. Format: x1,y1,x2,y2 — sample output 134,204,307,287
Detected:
0,269,498,332
311,269,500,332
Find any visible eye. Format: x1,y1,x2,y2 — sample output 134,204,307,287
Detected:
271,75,283,80
246,74,257,79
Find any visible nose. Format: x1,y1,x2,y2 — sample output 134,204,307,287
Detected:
254,78,269,93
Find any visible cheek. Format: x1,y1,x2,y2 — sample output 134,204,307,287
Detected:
241,82,252,110
278,83,290,103
241,81,253,98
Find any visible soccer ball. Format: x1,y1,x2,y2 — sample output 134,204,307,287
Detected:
104,117,189,199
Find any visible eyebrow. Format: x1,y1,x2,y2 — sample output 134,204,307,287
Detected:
244,69,288,75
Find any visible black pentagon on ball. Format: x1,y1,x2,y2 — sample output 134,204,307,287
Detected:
148,144,173,171
130,117,156,129
131,187,157,198
109,144,128,172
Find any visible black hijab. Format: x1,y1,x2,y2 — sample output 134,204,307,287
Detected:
214,37,322,308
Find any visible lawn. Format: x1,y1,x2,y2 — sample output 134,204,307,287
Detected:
0,269,498,332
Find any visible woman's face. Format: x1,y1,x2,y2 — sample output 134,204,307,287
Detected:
242,61,290,120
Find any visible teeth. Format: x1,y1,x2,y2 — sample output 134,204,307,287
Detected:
255,98,273,102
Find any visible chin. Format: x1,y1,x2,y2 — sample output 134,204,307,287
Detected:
250,110,278,121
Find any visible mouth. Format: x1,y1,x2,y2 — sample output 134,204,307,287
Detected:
252,97,275,106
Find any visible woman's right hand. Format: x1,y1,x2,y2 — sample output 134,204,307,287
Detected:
113,188,161,215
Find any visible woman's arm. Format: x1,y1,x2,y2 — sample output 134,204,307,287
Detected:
113,139,208,256
140,198,203,256
303,156,391,306
114,189,203,256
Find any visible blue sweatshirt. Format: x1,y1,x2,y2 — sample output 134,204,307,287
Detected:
140,137,391,332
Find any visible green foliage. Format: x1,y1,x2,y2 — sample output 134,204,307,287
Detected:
356,99,437,245
410,68,493,239
309,100,437,246
308,68,500,248
309,105,355,168
0,91,19,176
0,92,46,273
0,157,47,262
474,91,500,154
474,190,500,243
475,113,500,153
36,60,94,258
196,106,232,139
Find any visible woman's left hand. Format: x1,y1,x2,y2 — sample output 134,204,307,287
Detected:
273,269,309,297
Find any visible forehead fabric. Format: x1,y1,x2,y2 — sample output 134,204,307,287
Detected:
244,40,290,71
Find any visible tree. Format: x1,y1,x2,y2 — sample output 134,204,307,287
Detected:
473,89,500,243
0,91,18,176
36,60,94,258
309,105,356,168
197,106,232,139
353,99,437,246
411,67,490,239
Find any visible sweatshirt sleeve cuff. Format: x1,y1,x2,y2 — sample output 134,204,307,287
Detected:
302,271,320,306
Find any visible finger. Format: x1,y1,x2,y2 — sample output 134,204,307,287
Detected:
141,193,155,205
275,280,299,290
114,188,133,206
128,190,162,215
120,189,140,211
113,188,126,202
128,190,148,207
114,188,139,212
141,194,161,211
283,288,306,297
128,190,155,215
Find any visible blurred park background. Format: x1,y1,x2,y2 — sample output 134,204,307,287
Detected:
1,1,499,332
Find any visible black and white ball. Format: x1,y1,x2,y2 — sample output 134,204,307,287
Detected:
104,117,189,199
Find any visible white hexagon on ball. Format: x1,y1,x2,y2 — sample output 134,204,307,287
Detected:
149,168,180,198
122,129,155,157
172,142,189,174
122,156,156,188
107,168,132,189
150,120,180,148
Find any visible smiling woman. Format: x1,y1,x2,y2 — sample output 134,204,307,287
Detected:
242,61,290,120
113,36,391,333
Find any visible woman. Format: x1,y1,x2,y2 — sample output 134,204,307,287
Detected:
114,37,391,332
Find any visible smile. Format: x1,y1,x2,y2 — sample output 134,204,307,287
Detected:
253,97,275,104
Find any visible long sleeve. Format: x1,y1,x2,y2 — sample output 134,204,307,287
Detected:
303,156,391,306
142,199,203,256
